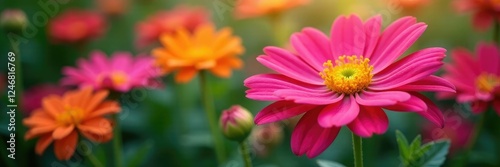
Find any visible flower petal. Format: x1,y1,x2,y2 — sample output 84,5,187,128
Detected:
472,11,493,31
35,134,53,155
254,101,316,125
274,89,344,105
330,15,365,57
413,93,445,128
52,125,75,140
318,95,359,127
244,74,329,101
391,75,456,93
355,90,411,106
291,109,340,158
384,94,428,112
363,15,382,58
347,106,388,137
175,67,198,83
258,47,324,85
78,117,113,135
54,130,78,160
477,42,500,74
291,27,331,71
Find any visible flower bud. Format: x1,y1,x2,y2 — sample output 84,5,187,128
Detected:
0,9,27,34
219,105,254,142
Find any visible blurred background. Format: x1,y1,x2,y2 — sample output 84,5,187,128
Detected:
0,0,499,166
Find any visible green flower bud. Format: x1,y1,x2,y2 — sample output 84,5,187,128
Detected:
0,9,27,34
219,105,254,142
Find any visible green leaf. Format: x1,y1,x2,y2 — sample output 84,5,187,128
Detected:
409,135,422,155
317,159,346,167
396,130,411,161
413,140,450,167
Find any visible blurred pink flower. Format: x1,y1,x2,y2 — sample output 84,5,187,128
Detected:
422,111,474,154
244,15,455,158
62,51,162,92
250,123,283,157
135,5,210,48
438,42,500,114
48,10,106,44
234,0,309,19
21,84,67,116
454,0,500,30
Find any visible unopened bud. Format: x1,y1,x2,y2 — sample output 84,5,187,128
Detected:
219,105,254,142
1,9,27,34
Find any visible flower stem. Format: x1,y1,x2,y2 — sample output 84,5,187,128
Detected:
112,114,123,167
460,113,485,167
239,141,253,167
199,71,226,164
87,150,104,167
352,133,363,167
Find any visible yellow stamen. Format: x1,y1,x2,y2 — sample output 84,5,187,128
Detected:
319,55,374,94
476,73,500,93
57,106,84,126
186,46,213,59
110,71,128,86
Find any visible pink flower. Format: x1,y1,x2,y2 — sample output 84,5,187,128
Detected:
49,10,106,44
135,5,210,48
21,84,67,116
422,110,474,155
438,42,500,114
244,15,455,158
454,0,500,30
62,51,162,92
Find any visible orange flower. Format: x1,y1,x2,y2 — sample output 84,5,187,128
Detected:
96,0,129,16
235,0,309,19
23,87,121,160
152,24,244,83
390,0,430,11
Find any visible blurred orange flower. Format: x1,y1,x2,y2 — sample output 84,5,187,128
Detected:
235,0,310,19
391,0,430,10
49,10,106,44
152,24,244,83
135,5,210,48
96,0,129,16
23,88,120,160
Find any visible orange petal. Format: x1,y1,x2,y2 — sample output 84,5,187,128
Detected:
160,34,185,56
25,125,59,140
54,131,78,160
23,111,56,127
86,101,121,119
85,90,109,112
81,130,113,143
194,24,215,45
52,125,75,140
210,65,232,78
220,57,243,69
76,87,93,109
175,67,198,83
78,117,113,135
42,95,64,118
35,134,53,155
195,60,216,69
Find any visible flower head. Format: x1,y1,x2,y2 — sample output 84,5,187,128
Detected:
49,10,106,44
220,105,254,142
96,0,129,16
62,51,162,92
438,42,500,114
0,9,27,33
22,84,67,116
244,15,455,158
235,0,309,19
23,88,121,160
454,0,500,30
152,24,244,83
135,5,210,48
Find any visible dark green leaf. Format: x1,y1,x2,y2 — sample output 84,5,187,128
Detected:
412,140,450,167
396,130,411,161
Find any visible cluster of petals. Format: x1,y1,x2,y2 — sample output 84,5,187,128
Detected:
454,0,500,30
244,14,456,158
49,10,106,44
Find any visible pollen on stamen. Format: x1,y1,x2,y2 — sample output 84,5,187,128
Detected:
319,55,374,94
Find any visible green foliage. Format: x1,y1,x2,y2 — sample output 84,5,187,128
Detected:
317,159,346,167
396,130,450,167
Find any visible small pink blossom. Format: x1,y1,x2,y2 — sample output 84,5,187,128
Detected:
49,10,106,44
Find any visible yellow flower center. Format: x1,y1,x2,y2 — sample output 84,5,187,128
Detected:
257,0,287,11
187,46,213,59
110,71,128,86
319,55,374,94
57,106,84,126
476,73,500,93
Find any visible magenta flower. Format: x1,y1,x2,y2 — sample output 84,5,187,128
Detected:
62,51,162,92
244,15,455,158
438,42,500,115
422,111,474,155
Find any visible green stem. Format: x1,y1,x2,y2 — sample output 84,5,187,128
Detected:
112,114,123,167
87,150,104,167
460,114,485,167
199,71,226,164
352,133,363,167
10,37,26,167
239,141,252,167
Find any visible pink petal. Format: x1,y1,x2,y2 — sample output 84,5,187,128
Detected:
274,89,344,105
371,17,425,73
449,48,481,82
363,15,382,58
258,47,324,85
347,106,389,137
291,109,341,158
442,75,475,94
111,52,133,71
244,74,328,101
391,75,456,93
318,95,359,127
413,93,445,128
477,42,500,74
355,90,411,106
384,94,428,112
291,27,332,71
472,11,493,31
370,48,446,90
254,101,316,125
89,51,110,72
330,15,365,57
